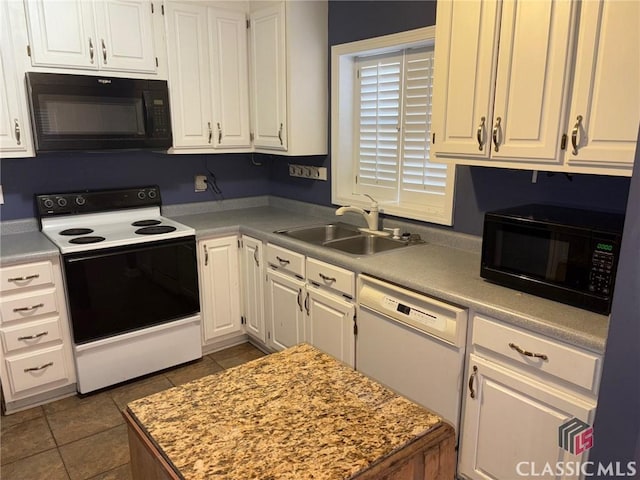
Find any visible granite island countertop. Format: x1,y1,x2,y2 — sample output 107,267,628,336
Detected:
126,344,450,480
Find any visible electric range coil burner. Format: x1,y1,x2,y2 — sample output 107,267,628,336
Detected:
60,228,94,236
135,225,177,235
69,236,106,244
131,220,162,227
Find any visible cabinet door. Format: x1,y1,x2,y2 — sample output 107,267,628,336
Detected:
199,237,242,344
491,0,575,163
241,236,265,342
249,2,287,150
306,287,355,368
94,0,156,73
0,2,33,157
431,0,499,159
265,269,304,351
165,1,213,148
209,8,251,148
25,0,97,69
565,0,639,170
458,354,596,480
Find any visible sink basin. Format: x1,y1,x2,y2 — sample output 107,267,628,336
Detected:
275,223,361,244
323,234,408,255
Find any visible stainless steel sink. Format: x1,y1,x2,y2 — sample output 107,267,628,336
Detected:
275,223,361,244
323,234,408,255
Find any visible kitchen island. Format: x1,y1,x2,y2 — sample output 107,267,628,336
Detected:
124,344,455,479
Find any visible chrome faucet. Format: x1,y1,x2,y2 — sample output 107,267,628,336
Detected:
335,194,380,232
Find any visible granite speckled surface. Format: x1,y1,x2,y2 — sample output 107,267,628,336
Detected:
127,344,444,480
0,198,609,352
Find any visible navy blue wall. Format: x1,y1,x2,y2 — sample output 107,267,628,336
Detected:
0,0,631,236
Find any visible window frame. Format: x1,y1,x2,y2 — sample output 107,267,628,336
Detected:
331,26,456,226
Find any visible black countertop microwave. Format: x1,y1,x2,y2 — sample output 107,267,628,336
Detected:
26,72,172,151
481,204,625,314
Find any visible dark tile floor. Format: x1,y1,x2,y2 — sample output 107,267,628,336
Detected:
0,342,266,480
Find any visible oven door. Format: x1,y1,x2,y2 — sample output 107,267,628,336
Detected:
63,236,199,344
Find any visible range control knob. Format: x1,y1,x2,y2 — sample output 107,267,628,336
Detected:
137,190,147,200
42,198,54,209
57,197,68,207
75,196,86,206
147,189,157,199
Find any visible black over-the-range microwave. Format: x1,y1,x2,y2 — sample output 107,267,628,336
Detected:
25,72,172,151
481,204,625,315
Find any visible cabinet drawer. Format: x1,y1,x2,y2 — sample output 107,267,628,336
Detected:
472,315,601,392
6,345,69,395
306,257,354,298
0,290,58,324
1,317,62,353
266,244,305,278
1,261,54,292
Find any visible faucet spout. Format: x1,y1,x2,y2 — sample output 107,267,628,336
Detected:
335,204,379,231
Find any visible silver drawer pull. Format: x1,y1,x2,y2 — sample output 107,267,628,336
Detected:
13,303,44,313
468,365,478,399
8,274,40,283
571,115,583,156
318,273,336,283
276,256,290,265
24,362,53,373
18,331,49,341
509,342,548,361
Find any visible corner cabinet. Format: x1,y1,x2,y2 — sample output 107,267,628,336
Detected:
198,236,243,350
24,0,158,74
0,0,34,158
165,1,250,150
432,0,639,176
240,235,266,343
458,314,601,480
248,0,328,155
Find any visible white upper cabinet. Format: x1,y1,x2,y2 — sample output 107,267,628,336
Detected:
432,0,575,166
165,1,250,151
432,0,638,176
565,0,640,172
0,1,34,157
249,0,327,156
25,0,157,74
209,7,251,148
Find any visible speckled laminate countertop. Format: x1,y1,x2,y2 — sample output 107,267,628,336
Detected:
127,344,446,480
0,199,610,352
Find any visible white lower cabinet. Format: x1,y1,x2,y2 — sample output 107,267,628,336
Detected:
198,236,242,349
265,268,305,351
0,258,76,413
240,235,265,343
458,314,601,480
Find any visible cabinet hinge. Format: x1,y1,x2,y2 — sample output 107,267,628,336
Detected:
432,133,435,144
241,316,246,325
250,132,254,142
155,57,158,67
561,133,568,150
161,4,164,15
355,175,358,185
26,45,31,57
237,239,242,249
151,2,154,13
356,69,360,79
246,19,250,29
267,331,271,340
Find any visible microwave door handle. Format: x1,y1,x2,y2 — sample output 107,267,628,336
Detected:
142,92,154,137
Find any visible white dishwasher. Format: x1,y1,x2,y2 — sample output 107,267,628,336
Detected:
356,275,468,432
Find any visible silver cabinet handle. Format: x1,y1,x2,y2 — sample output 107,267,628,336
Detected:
476,116,486,151
276,256,290,266
253,248,259,267
14,119,21,145
509,342,549,361
278,123,283,145
304,291,310,315
18,331,48,341
208,122,212,144
297,288,303,312
571,115,583,156
468,365,477,399
204,246,209,266
89,38,94,63
101,38,107,63
13,303,44,313
8,274,39,283
318,272,336,283
217,122,222,144
492,117,502,152
24,361,53,373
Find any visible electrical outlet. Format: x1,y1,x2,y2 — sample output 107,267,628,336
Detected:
194,175,208,192
288,164,328,181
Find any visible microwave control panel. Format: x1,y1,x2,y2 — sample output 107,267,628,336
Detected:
588,244,616,296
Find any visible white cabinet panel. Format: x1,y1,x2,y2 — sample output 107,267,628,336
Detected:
266,269,305,351
240,236,265,342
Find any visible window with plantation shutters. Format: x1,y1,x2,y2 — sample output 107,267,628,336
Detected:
333,27,455,225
